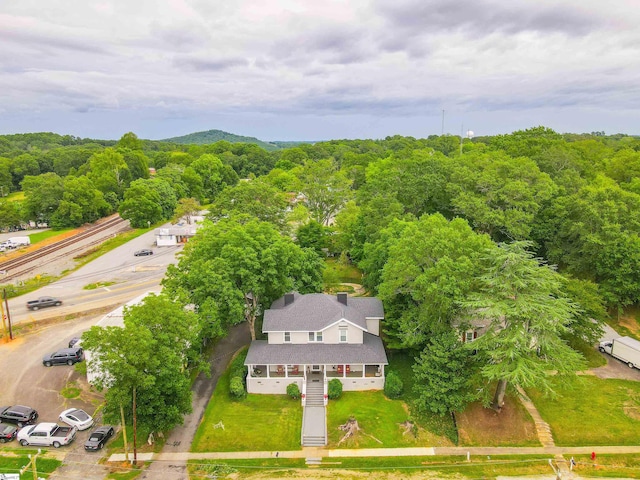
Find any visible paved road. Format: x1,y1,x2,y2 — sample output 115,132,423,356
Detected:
6,228,181,325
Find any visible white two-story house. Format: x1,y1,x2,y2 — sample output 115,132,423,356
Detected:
245,292,388,394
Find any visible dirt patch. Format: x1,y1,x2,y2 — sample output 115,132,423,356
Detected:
456,395,538,447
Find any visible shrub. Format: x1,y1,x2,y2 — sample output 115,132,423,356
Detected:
286,382,301,399
229,376,246,399
229,349,248,384
384,371,403,399
328,378,343,400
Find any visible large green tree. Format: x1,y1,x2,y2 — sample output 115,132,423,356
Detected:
545,175,640,307
447,151,556,241
461,242,585,410
413,330,478,416
88,148,131,200
21,172,64,225
209,179,290,231
163,217,324,340
377,214,493,349
81,294,201,463
297,159,352,226
51,176,110,227
118,179,164,228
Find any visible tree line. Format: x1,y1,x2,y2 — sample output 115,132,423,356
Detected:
4,126,640,447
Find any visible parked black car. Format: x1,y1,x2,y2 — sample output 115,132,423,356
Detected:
42,347,84,366
68,337,81,348
0,405,38,427
0,422,18,442
84,425,115,451
134,249,153,256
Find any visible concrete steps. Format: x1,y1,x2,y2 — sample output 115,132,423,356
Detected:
302,379,327,447
302,436,325,447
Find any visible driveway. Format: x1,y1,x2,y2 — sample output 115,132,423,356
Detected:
589,323,640,381
138,322,251,480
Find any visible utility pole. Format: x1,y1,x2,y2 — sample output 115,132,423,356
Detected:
0,298,7,342
4,288,13,340
21,449,41,480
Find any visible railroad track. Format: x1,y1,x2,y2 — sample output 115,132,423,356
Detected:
0,215,131,281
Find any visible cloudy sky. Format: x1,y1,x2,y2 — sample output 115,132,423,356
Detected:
1,0,639,141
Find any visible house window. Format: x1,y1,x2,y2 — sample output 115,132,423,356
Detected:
339,328,347,343
284,332,291,343
308,331,323,342
465,331,474,342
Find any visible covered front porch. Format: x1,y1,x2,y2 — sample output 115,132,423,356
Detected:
244,333,389,394
246,363,385,394
248,363,384,379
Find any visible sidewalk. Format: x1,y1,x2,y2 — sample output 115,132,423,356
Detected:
108,444,640,462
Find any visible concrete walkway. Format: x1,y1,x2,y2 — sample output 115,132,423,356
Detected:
516,386,555,448
108,444,640,462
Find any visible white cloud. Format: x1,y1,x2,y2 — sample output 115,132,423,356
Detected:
0,0,639,140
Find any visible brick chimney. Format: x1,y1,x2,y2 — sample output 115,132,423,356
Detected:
337,292,348,305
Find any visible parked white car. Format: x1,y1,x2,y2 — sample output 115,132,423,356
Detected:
59,408,94,431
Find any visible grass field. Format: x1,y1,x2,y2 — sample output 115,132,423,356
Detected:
323,257,363,293
28,228,75,243
187,455,560,479
0,453,61,478
528,376,640,446
327,391,453,448
191,369,303,452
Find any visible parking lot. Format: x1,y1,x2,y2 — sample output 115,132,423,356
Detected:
0,314,112,479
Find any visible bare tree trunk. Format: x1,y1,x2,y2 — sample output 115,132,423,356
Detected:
492,379,507,411
132,387,138,466
120,403,129,463
245,293,258,341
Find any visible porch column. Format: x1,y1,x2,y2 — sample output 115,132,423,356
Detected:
342,364,346,378
362,365,365,378
285,365,289,378
266,365,270,378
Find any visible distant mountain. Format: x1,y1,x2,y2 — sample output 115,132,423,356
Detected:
161,129,279,151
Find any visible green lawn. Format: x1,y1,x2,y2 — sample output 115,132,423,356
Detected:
0,453,61,478
191,369,303,452
323,257,363,293
188,455,557,478
387,351,458,442
28,228,74,244
527,376,640,446
327,391,452,448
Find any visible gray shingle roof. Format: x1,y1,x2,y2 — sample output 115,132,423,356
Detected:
263,293,384,332
245,333,388,365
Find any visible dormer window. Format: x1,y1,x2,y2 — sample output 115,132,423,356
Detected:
284,332,291,343
308,331,323,342
339,328,348,343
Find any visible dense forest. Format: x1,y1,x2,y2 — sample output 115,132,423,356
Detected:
3,126,640,419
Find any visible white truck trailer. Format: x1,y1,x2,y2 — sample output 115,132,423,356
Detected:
7,236,30,246
599,336,640,369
